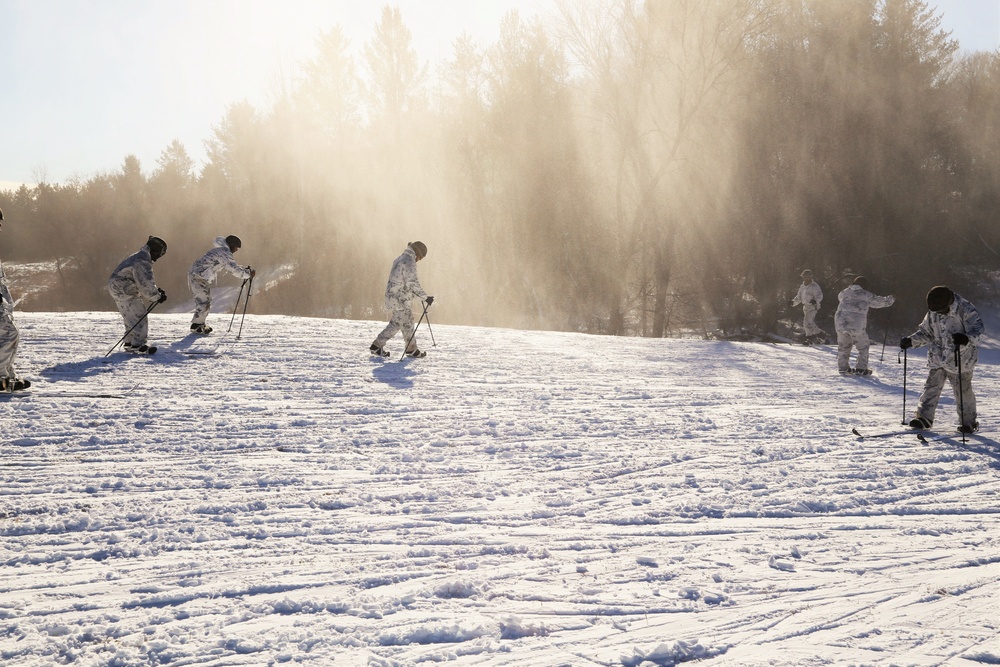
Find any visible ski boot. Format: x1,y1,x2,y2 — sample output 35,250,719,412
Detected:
1,377,30,392
957,421,979,434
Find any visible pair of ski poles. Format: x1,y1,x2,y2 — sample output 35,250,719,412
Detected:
898,341,968,443
228,272,254,340
400,300,436,361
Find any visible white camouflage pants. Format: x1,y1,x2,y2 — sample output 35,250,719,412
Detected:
837,329,871,372
915,367,977,427
189,275,212,325
802,305,821,337
111,292,150,347
0,314,19,380
373,306,417,353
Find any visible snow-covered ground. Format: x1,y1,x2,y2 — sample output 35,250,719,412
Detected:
2,311,1000,666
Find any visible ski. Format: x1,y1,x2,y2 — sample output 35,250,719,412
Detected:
181,332,243,356
2,391,130,400
851,427,915,439
111,346,157,356
184,343,239,356
0,382,138,400
45,390,131,399
917,431,982,444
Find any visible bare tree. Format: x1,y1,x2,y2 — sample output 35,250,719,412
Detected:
560,0,765,336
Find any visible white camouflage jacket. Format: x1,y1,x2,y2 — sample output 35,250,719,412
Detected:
835,285,894,335
108,245,161,303
0,260,13,318
189,237,251,283
908,293,984,373
384,246,427,311
792,281,823,309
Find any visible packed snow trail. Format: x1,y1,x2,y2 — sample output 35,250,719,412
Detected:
2,312,1000,665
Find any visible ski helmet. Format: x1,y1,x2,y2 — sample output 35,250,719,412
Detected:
225,235,242,251
409,241,427,260
926,285,953,313
852,276,869,290
147,236,168,261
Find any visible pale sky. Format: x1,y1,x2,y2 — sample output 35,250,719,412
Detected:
1,0,997,190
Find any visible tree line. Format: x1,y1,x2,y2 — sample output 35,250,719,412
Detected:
2,0,998,339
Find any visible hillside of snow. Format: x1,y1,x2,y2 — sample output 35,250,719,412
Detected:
2,311,1000,666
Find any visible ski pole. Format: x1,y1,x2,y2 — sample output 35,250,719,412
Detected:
106,300,159,356
879,311,891,363
423,302,436,347
956,342,966,444
400,305,429,361
228,277,249,333
236,274,253,340
900,346,908,425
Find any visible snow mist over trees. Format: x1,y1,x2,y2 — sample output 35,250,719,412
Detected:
2,0,996,337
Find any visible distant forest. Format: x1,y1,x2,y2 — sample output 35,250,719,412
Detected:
3,0,1000,339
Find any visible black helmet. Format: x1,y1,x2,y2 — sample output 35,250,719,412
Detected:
926,285,953,313
147,236,168,261
409,241,427,260
225,235,242,251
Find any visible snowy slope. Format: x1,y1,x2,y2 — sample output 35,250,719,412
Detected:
2,311,1000,666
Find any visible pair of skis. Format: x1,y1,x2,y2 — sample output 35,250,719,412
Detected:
851,426,973,443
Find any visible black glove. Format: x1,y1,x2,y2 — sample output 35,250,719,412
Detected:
900,336,912,350
157,288,167,304
809,300,817,306
953,332,969,347
425,296,434,306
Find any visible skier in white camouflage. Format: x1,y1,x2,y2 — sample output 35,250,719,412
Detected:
791,269,825,343
835,276,894,375
900,285,984,434
370,241,433,358
107,236,168,354
0,207,30,391
188,235,254,334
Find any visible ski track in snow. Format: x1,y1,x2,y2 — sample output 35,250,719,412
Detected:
2,312,1000,666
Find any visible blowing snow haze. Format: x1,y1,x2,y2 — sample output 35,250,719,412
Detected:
1,0,999,340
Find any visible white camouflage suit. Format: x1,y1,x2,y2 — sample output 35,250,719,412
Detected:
907,293,984,427
107,245,161,348
792,280,824,337
0,258,20,382
835,284,894,373
372,246,428,353
188,237,252,326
